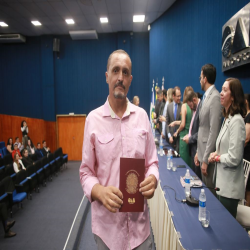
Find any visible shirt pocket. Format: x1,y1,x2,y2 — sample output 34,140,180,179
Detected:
133,129,147,158
96,133,115,164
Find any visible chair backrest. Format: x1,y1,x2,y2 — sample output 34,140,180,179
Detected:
15,170,27,184
26,165,35,176
2,147,8,157
58,147,63,156
243,159,250,189
0,157,4,167
0,141,5,149
3,154,13,166
5,164,15,176
0,166,6,182
0,176,15,193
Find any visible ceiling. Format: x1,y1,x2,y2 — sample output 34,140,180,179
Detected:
0,0,176,36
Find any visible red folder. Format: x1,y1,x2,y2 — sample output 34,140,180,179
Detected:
119,157,145,212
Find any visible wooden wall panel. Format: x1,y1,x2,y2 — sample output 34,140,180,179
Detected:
0,114,56,152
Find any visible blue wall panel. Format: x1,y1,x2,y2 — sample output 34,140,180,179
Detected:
0,37,43,119
150,0,250,96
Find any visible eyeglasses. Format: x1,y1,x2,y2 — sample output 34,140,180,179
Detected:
199,76,202,80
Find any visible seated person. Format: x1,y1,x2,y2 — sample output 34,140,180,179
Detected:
13,153,26,173
11,143,22,160
22,149,34,168
0,202,16,238
6,138,14,154
26,139,36,155
42,140,51,157
35,143,44,160
15,137,23,152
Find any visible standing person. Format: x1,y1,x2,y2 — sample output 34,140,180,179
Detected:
160,88,173,138
209,78,246,218
79,50,159,250
244,94,250,206
172,86,193,167
21,120,29,147
183,91,202,178
132,96,140,106
154,90,164,133
165,86,182,153
194,64,222,193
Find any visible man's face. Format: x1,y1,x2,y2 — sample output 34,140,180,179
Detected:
16,138,19,143
158,93,163,102
37,144,41,149
173,89,181,104
43,142,46,147
187,98,197,111
200,71,205,91
105,53,133,100
14,145,18,150
24,150,28,157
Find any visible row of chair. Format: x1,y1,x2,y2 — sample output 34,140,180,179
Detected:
0,147,68,217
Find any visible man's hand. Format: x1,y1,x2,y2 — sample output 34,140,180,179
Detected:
173,131,178,138
159,115,166,122
161,132,165,139
208,152,217,163
201,162,208,176
169,136,173,144
153,119,157,124
169,121,177,127
183,135,189,144
139,175,157,199
156,123,159,129
91,184,123,213
194,152,200,166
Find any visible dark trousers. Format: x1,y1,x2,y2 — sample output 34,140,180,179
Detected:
0,203,8,232
217,195,239,218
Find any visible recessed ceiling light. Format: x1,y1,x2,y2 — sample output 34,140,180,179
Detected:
66,19,75,24
0,22,8,27
31,21,42,26
100,17,108,23
133,15,145,23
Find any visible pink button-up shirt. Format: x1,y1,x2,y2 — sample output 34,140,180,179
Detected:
79,98,159,250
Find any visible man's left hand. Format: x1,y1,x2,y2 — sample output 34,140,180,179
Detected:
139,175,157,199
201,162,208,176
182,135,189,144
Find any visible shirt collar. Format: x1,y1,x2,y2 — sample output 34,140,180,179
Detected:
103,97,136,119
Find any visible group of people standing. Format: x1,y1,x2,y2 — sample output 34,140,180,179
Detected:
154,64,250,218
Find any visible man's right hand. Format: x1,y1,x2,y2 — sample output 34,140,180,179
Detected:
91,184,123,213
169,136,173,144
194,152,200,166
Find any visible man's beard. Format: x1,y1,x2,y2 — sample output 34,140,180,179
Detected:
113,81,126,99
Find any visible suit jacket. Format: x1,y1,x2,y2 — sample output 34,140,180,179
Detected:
165,102,182,137
156,101,165,132
36,149,44,160
42,147,51,157
215,114,245,199
188,99,201,157
197,86,222,164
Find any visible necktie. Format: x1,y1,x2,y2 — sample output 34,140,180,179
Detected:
174,103,177,120
40,150,43,156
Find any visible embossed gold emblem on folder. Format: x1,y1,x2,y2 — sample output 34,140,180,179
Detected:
119,158,145,212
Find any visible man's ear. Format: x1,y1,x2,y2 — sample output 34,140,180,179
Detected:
105,71,108,83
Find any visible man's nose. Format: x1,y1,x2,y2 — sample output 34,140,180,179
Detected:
117,71,123,81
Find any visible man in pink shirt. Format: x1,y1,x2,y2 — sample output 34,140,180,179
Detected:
79,50,159,250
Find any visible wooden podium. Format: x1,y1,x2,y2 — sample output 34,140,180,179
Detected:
56,114,86,161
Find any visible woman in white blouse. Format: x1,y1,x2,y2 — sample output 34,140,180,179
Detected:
13,153,26,173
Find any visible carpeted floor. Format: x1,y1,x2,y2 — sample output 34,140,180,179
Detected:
0,161,84,250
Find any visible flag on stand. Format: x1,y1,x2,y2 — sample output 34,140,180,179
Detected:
150,80,155,124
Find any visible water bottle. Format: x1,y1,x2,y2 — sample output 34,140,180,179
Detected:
166,150,172,170
185,169,191,197
199,189,206,221
159,136,163,156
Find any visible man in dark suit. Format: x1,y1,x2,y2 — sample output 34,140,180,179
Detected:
35,142,44,160
166,86,182,152
183,91,201,178
42,140,51,157
154,90,164,133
